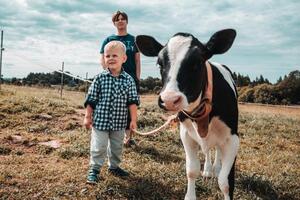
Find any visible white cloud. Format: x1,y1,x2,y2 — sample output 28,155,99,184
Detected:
0,0,299,83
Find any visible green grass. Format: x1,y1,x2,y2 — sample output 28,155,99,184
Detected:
0,85,299,200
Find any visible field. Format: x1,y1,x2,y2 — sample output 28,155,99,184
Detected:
0,85,299,200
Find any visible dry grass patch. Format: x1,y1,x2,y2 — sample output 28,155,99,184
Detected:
239,103,300,119
0,85,299,199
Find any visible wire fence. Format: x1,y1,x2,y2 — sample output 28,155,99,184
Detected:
6,51,93,84
1,49,93,99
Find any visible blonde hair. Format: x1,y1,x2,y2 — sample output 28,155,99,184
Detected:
104,41,126,54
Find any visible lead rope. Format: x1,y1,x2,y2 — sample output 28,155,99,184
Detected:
132,114,178,136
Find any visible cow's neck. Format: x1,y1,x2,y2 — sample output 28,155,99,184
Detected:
178,61,213,138
183,61,212,113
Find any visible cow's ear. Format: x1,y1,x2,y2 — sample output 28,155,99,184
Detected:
135,35,163,57
205,29,236,57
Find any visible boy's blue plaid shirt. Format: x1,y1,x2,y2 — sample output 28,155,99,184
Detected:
84,70,139,131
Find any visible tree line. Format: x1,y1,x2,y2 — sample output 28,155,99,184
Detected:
2,70,299,105
237,70,299,105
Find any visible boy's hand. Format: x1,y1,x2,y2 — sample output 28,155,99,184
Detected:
83,116,92,129
129,120,137,133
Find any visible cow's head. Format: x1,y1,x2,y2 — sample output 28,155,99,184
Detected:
136,29,236,112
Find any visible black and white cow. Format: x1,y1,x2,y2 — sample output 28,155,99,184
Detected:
136,29,239,200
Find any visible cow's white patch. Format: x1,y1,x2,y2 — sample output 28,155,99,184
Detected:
211,62,237,97
180,123,199,200
159,36,193,110
180,117,239,199
213,147,222,177
218,134,239,200
202,151,213,177
165,36,192,92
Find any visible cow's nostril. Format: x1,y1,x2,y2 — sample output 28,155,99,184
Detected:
158,96,166,109
158,96,164,104
159,92,182,111
174,96,181,105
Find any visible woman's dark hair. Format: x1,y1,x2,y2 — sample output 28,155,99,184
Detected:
112,11,128,22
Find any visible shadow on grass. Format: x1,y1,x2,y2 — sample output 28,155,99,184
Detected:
237,173,297,200
96,175,185,200
129,145,183,164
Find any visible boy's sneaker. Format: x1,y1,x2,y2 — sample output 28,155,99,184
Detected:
124,139,136,147
108,167,129,177
128,139,136,146
86,168,100,184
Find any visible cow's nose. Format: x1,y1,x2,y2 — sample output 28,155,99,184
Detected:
159,91,182,111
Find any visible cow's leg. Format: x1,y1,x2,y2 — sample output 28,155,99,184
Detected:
180,124,200,200
213,146,222,177
202,150,212,177
218,135,239,200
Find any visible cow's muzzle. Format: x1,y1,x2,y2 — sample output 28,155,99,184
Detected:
159,91,183,111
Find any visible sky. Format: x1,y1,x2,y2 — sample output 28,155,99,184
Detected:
0,0,299,83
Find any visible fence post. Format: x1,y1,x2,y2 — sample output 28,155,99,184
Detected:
0,30,4,90
85,72,88,97
60,62,64,98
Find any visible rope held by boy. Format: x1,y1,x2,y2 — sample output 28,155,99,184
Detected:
132,114,178,136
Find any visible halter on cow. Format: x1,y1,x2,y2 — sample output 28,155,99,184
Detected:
136,29,239,200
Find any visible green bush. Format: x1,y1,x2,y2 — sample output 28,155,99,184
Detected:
238,70,299,105
239,87,255,103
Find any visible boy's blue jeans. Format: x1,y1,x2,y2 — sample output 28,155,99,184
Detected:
89,128,125,170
